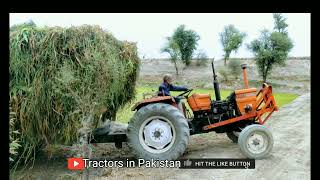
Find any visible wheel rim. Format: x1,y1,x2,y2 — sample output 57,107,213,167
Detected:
139,116,176,154
246,131,269,154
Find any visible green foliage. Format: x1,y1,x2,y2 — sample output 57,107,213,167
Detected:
218,68,229,82
273,13,288,34
9,107,21,164
195,49,208,66
10,20,36,32
273,92,298,108
161,37,181,75
248,13,293,82
220,25,246,66
9,24,140,167
171,25,200,66
227,59,242,79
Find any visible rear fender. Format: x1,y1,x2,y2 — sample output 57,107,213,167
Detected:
131,96,177,111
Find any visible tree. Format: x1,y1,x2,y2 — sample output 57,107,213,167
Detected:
220,25,246,66
195,49,208,66
172,25,200,66
248,14,293,82
273,13,288,34
161,37,181,75
10,20,36,32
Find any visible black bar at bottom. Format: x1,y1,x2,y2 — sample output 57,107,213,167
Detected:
179,158,255,169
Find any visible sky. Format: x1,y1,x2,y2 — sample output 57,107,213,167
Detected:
10,13,310,60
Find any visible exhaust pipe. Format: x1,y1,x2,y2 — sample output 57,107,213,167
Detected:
241,64,249,89
211,59,221,101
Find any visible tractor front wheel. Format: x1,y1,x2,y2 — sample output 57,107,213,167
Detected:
238,124,273,159
127,103,190,160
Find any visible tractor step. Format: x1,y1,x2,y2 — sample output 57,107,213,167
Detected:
90,132,127,148
90,121,128,148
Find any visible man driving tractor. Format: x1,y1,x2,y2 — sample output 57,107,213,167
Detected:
158,74,189,110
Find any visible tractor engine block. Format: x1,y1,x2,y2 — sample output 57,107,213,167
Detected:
190,92,238,134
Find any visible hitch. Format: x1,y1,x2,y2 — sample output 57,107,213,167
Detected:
90,132,127,148
90,122,128,148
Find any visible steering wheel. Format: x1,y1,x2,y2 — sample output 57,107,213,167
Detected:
177,89,193,98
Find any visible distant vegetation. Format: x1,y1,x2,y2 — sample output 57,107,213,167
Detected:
172,25,200,66
228,59,242,79
161,37,181,75
219,25,246,66
159,14,305,80
248,13,293,82
10,20,36,32
161,24,200,75
195,49,209,66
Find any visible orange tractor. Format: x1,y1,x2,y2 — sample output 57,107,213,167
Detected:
92,61,278,160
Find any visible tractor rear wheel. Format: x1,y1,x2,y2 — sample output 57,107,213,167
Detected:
127,103,189,160
238,124,273,159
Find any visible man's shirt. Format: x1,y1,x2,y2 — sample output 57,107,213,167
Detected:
158,82,188,96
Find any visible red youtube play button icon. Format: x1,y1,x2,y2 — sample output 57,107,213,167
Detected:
68,158,85,170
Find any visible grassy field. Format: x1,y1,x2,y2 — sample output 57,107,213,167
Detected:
116,86,299,123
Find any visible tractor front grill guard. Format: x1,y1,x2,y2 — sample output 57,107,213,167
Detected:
255,83,278,125
203,84,278,131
